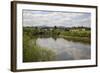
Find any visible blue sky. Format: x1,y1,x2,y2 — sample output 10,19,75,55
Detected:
23,10,91,27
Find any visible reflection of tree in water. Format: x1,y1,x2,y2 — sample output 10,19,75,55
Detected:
35,35,59,41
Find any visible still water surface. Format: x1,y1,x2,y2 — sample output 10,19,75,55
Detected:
33,37,90,60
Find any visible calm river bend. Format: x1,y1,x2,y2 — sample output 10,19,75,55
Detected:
35,37,91,60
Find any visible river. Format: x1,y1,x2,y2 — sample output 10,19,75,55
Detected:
35,37,91,60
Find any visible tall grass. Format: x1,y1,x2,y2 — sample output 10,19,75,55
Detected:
23,33,56,62
23,45,56,62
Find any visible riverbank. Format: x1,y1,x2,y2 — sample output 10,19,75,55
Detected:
23,27,91,62
59,35,90,44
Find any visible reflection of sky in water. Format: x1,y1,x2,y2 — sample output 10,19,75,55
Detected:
36,38,91,60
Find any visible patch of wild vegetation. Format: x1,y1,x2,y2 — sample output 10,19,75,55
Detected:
23,26,91,43
23,32,56,62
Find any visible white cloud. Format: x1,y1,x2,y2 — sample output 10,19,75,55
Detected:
23,10,91,27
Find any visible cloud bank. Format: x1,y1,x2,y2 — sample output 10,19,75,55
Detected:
23,10,91,27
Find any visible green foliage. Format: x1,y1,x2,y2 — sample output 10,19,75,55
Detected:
23,44,56,62
23,27,91,44
60,30,91,37
23,27,91,62
23,32,56,62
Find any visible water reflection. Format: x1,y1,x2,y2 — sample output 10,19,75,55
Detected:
35,37,91,60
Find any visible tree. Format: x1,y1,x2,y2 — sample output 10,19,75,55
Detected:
54,26,57,29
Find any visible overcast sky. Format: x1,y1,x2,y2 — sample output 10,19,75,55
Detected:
23,10,91,27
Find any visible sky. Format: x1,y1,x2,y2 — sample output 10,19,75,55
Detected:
23,10,91,27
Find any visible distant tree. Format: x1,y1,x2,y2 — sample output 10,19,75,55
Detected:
54,26,57,29
35,27,38,30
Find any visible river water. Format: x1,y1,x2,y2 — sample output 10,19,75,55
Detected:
35,37,91,60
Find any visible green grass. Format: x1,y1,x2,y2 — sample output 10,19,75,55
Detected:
60,30,91,37
23,33,56,62
24,27,91,37
23,44,56,62
59,35,90,44
59,30,91,44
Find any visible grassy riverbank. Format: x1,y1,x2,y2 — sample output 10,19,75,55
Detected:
23,27,91,62
23,33,56,62
23,27,91,43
